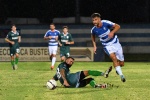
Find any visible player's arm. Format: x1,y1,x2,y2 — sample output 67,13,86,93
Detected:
53,74,59,81
5,38,14,45
58,34,62,46
91,34,97,54
66,41,74,44
5,34,14,45
44,36,52,40
18,36,21,43
44,31,52,40
109,24,120,38
66,34,74,44
60,68,70,87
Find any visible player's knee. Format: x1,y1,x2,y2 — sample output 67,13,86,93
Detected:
83,70,89,76
16,54,19,58
53,54,56,57
61,57,65,62
120,62,124,67
11,56,14,59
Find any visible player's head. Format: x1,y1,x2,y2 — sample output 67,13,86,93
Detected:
50,23,55,30
65,56,75,68
62,26,68,33
91,13,101,26
11,24,17,32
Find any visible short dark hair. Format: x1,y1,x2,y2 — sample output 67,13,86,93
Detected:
66,56,75,61
50,23,55,26
63,26,68,29
11,24,16,28
91,13,101,18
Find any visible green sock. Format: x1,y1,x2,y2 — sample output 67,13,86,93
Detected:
11,60,15,66
89,80,96,87
88,70,104,76
15,58,19,64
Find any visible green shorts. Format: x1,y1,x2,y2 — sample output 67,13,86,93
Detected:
60,47,70,57
60,51,70,57
10,44,20,56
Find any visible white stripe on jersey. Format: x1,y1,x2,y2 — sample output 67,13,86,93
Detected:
102,35,118,46
101,20,115,25
44,29,60,46
91,20,117,46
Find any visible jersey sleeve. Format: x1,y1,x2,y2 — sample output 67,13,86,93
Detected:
53,74,58,81
69,34,73,42
57,31,60,36
91,27,96,35
102,20,115,29
6,32,11,40
44,31,49,37
18,31,21,36
58,33,61,42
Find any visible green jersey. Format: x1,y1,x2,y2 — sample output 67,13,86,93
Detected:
6,31,21,55
53,62,81,88
6,31,21,47
58,33,73,57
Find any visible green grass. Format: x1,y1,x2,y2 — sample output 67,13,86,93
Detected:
0,62,150,100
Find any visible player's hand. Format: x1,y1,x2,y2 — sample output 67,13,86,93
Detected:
94,46,97,54
18,40,21,43
55,36,58,40
63,80,70,87
11,41,15,45
108,32,114,38
49,36,52,39
66,42,70,44
59,43,62,46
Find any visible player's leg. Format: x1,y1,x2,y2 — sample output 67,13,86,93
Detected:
14,53,19,69
48,46,53,69
14,47,20,69
115,44,126,82
60,50,66,62
82,67,112,78
78,72,107,88
117,60,124,68
109,53,125,82
10,55,15,70
62,52,70,62
60,56,65,62
51,46,58,70
104,43,125,82
77,71,95,87
10,47,15,70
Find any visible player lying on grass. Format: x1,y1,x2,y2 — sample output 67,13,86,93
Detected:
51,57,112,88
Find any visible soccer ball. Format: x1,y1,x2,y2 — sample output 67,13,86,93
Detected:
46,79,57,90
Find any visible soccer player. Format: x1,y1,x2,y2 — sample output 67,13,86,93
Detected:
5,24,21,70
58,26,74,62
91,13,126,82
52,57,112,88
44,23,60,70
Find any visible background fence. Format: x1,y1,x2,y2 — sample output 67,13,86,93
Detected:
0,24,150,61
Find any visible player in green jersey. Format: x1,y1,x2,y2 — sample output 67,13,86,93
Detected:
58,26,74,62
5,24,21,70
52,57,112,88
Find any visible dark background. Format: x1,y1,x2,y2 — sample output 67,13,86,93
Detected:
0,0,150,24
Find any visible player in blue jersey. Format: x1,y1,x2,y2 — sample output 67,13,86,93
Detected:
44,23,60,70
91,13,126,82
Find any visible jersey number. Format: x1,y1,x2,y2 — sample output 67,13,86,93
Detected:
56,68,61,79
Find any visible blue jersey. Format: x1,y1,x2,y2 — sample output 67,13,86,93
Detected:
44,30,60,46
91,20,118,46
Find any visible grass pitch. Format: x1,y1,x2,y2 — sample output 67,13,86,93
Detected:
0,62,150,100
